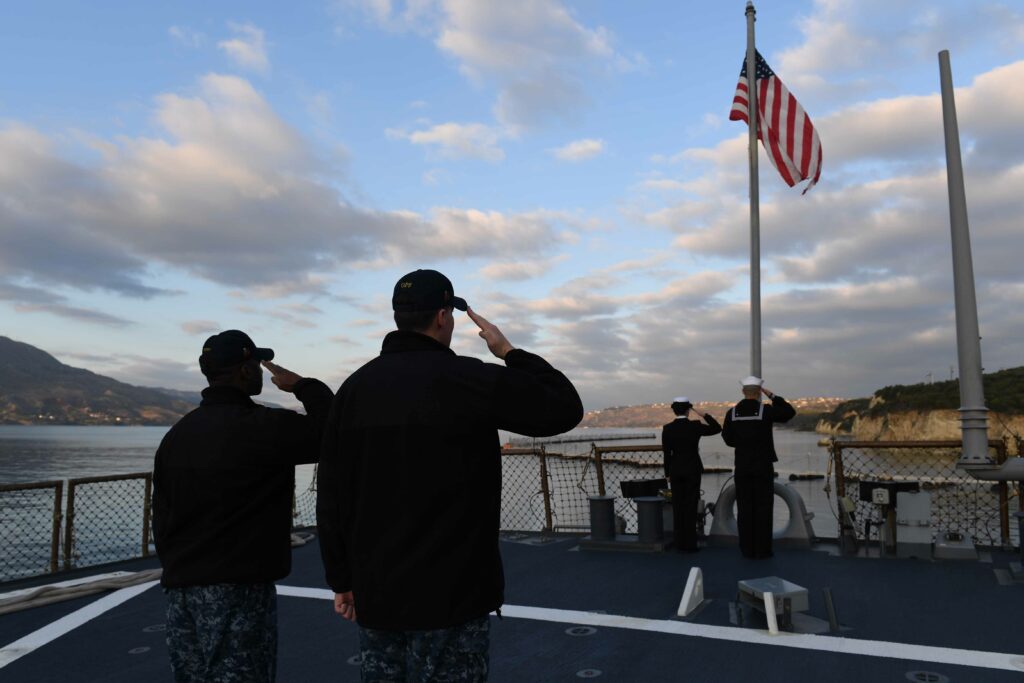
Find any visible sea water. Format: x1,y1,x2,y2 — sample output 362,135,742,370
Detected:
0,425,839,575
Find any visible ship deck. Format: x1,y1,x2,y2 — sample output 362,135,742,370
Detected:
1,534,1022,682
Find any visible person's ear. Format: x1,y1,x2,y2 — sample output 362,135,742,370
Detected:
240,362,258,381
435,308,447,329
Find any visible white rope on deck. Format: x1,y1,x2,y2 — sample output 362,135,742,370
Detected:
0,569,162,616
0,573,160,669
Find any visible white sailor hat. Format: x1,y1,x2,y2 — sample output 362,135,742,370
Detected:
740,376,763,387
672,396,690,404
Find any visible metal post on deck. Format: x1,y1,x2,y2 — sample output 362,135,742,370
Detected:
142,473,152,557
592,444,607,496
938,49,990,466
50,481,63,574
63,482,76,571
538,447,553,532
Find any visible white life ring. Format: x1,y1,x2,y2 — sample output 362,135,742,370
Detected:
711,480,813,540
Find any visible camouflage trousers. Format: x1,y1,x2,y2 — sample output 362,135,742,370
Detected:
164,582,277,683
359,616,490,682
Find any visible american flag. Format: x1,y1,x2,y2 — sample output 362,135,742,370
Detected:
730,50,822,194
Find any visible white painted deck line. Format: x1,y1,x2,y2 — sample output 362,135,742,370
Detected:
500,605,1024,673
277,585,333,600
0,580,158,669
276,585,1024,673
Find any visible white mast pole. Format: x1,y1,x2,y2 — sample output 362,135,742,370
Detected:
745,2,762,378
938,50,989,466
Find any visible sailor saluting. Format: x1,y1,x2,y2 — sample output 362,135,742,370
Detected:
661,396,721,552
721,376,796,559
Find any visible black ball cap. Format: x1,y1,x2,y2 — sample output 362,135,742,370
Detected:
392,269,468,312
199,330,274,376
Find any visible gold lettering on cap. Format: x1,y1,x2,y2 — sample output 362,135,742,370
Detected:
400,282,413,288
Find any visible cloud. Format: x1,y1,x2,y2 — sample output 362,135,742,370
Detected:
169,25,205,48
104,354,204,392
438,0,635,129
646,60,1024,274
551,138,604,162
478,256,564,281
387,122,504,161
181,320,220,335
0,281,133,327
385,207,566,262
329,335,359,346
772,0,1024,106
236,303,319,329
0,74,574,302
346,0,640,130
218,23,269,73
640,178,687,192
305,91,334,126
422,167,449,185
340,0,441,33
572,57,1024,407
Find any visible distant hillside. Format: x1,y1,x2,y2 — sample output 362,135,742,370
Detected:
580,396,846,430
0,336,195,425
817,367,1024,441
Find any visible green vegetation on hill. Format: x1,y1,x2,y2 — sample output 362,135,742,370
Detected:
822,366,1024,426
0,335,196,425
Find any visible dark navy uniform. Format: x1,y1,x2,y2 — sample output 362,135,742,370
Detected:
721,395,795,558
318,331,582,676
358,616,490,683
154,378,332,682
661,414,721,550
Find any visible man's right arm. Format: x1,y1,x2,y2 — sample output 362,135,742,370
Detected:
467,307,583,437
492,349,583,437
701,414,722,436
262,362,335,466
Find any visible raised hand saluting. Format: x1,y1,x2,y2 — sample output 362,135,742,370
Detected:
262,360,303,393
466,307,515,359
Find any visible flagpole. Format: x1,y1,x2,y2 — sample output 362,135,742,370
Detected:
745,1,762,378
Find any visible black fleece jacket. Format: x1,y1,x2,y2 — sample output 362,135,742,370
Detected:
317,330,583,630
153,379,333,588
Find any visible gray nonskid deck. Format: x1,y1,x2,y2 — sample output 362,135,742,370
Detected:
1,536,1022,682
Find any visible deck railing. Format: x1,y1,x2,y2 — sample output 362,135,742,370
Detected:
64,473,152,571
0,473,154,583
4,438,1022,582
0,480,63,579
829,439,1023,547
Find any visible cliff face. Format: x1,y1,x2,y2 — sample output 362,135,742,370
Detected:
816,408,1024,444
580,397,846,429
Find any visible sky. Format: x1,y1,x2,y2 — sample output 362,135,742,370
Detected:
2,0,1023,410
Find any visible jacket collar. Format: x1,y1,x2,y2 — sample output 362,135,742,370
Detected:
200,385,257,407
381,330,456,356
732,397,764,418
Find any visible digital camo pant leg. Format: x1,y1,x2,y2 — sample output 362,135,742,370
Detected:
165,582,277,683
360,615,490,683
